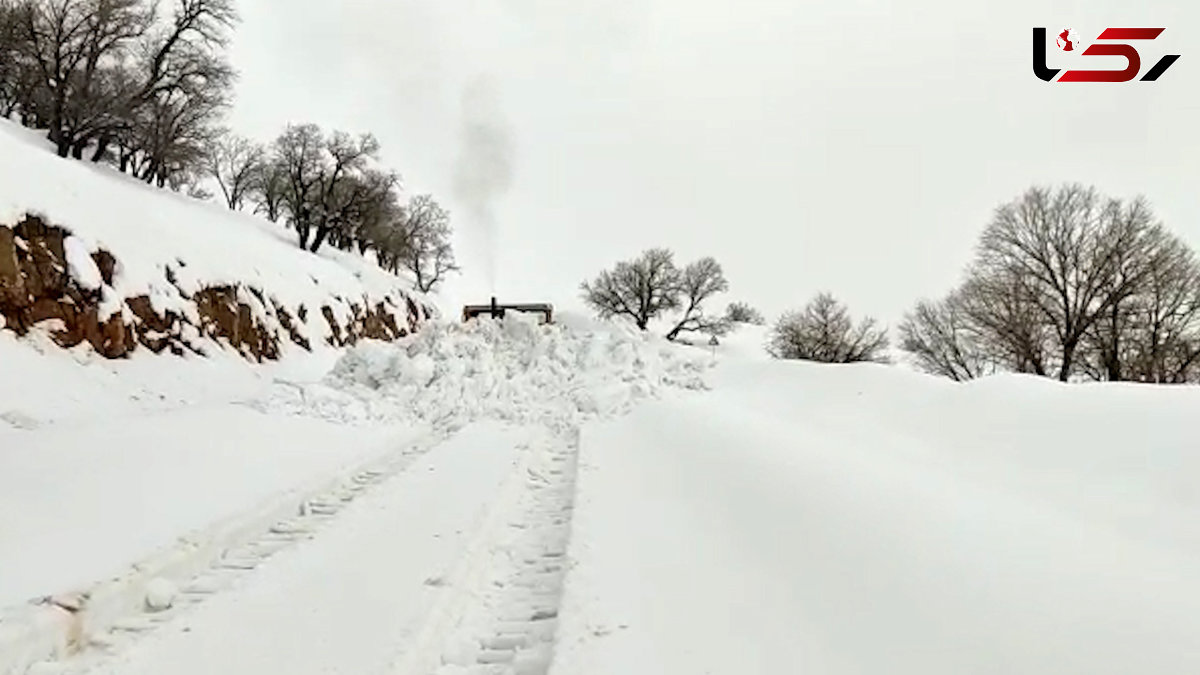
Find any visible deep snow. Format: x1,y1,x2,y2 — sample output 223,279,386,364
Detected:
552,359,1200,675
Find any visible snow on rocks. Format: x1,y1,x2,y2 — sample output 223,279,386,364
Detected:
0,121,430,360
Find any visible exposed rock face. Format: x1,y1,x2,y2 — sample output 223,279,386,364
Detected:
0,215,432,361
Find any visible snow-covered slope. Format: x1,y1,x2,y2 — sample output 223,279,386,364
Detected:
0,121,418,331
0,120,431,367
553,360,1200,675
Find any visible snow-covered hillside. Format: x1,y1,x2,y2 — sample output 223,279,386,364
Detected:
0,120,431,364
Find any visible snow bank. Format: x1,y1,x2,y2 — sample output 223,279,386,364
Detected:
266,315,712,427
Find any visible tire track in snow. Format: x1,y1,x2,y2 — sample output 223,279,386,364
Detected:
21,429,453,675
392,426,581,675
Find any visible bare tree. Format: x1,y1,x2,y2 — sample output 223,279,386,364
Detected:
324,168,399,252
10,0,153,156
899,291,994,381
1081,229,1200,383
975,185,1161,381
953,272,1054,376
398,194,457,292
726,301,765,326
0,0,29,117
141,0,237,86
83,0,237,167
768,293,890,363
203,130,263,210
273,122,325,245
306,131,380,253
900,184,1200,384
252,156,286,223
273,125,383,253
581,248,681,330
127,79,226,186
665,257,730,341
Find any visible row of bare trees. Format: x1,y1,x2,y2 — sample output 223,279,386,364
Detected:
901,184,1200,383
202,125,457,291
583,184,1200,384
579,248,889,362
0,0,236,189
0,0,458,291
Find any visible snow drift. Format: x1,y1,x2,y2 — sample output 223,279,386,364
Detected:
266,313,712,428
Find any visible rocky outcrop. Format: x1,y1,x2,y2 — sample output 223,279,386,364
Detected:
0,215,432,361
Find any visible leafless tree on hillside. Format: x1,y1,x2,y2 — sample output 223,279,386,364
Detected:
324,168,399,253
581,248,682,330
10,0,153,156
273,122,325,244
726,301,765,326
1081,228,1200,383
899,291,994,381
0,0,29,117
398,194,457,293
975,185,1162,381
203,131,263,210
768,292,890,363
665,257,730,341
305,131,380,252
251,157,286,223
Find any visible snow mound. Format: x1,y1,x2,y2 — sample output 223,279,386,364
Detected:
265,316,712,427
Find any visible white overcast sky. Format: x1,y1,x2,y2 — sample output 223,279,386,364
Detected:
225,0,1200,324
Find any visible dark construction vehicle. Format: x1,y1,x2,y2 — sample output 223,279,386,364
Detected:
462,297,554,325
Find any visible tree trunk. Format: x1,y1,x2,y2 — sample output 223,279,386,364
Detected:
54,134,72,158
308,226,329,253
1058,343,1076,382
91,136,110,162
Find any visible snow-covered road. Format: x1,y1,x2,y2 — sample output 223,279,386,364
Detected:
50,421,544,675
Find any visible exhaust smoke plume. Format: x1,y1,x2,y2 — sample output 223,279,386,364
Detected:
453,75,515,295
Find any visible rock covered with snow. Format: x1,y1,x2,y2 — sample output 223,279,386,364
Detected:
144,578,177,612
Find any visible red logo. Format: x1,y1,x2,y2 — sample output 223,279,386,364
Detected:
1056,29,1076,51
1033,27,1180,82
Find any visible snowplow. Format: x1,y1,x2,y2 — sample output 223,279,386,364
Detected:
462,297,554,325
